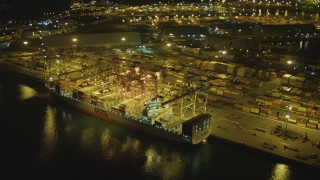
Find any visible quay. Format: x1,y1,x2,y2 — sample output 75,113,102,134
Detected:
1,57,320,167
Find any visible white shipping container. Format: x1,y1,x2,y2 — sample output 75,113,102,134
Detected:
309,119,318,124
288,119,297,124
281,74,292,85
251,107,260,114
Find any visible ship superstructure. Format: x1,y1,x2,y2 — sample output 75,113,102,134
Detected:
47,55,212,144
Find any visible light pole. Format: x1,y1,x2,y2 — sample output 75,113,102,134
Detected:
285,114,290,132
23,41,28,51
285,106,292,132
287,60,293,73
72,38,77,56
72,38,77,47
121,37,126,48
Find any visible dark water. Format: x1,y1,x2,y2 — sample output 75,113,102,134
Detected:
0,70,319,180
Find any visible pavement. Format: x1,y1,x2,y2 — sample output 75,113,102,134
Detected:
208,101,320,167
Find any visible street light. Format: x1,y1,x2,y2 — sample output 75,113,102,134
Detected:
287,60,293,73
23,41,28,50
72,38,77,48
285,114,290,132
285,106,292,132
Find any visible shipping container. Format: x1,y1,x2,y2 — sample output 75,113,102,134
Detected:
271,92,282,98
194,60,202,68
281,74,292,85
280,100,290,109
310,109,317,117
297,106,307,114
260,112,268,117
296,117,308,127
200,76,208,81
235,104,243,111
290,96,301,103
260,107,272,114
288,118,297,124
237,67,247,77
207,61,216,70
210,87,217,94
234,84,244,90
272,99,282,108
200,61,209,69
307,122,318,129
242,105,251,113
308,119,318,124
256,96,265,105
227,64,238,75
268,113,278,119
316,109,320,118
307,101,316,108
264,96,274,106
250,106,260,114
217,89,224,96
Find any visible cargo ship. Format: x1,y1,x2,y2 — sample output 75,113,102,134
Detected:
46,66,212,145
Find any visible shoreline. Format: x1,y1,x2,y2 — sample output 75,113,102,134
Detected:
0,62,319,168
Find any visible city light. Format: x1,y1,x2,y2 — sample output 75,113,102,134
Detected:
2,0,320,175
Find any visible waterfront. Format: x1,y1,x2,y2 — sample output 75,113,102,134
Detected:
1,71,319,179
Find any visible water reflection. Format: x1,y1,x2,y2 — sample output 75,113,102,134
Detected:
80,128,96,149
18,85,36,100
100,129,116,159
144,147,186,180
47,100,304,179
269,163,291,180
121,137,141,154
41,106,58,156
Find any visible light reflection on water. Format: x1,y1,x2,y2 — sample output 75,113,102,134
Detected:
269,163,291,180
15,98,317,179
144,147,186,180
80,128,96,149
18,85,36,100
121,137,141,154
100,129,115,160
41,106,58,156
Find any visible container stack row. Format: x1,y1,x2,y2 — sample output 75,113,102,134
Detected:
235,103,320,130
281,74,306,88
210,86,243,99
195,60,277,80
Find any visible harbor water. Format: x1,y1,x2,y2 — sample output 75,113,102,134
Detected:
1,70,319,179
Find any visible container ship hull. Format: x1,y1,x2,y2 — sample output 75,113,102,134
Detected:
50,91,212,145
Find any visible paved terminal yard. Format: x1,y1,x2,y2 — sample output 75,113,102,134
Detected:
208,100,320,167
1,45,320,167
